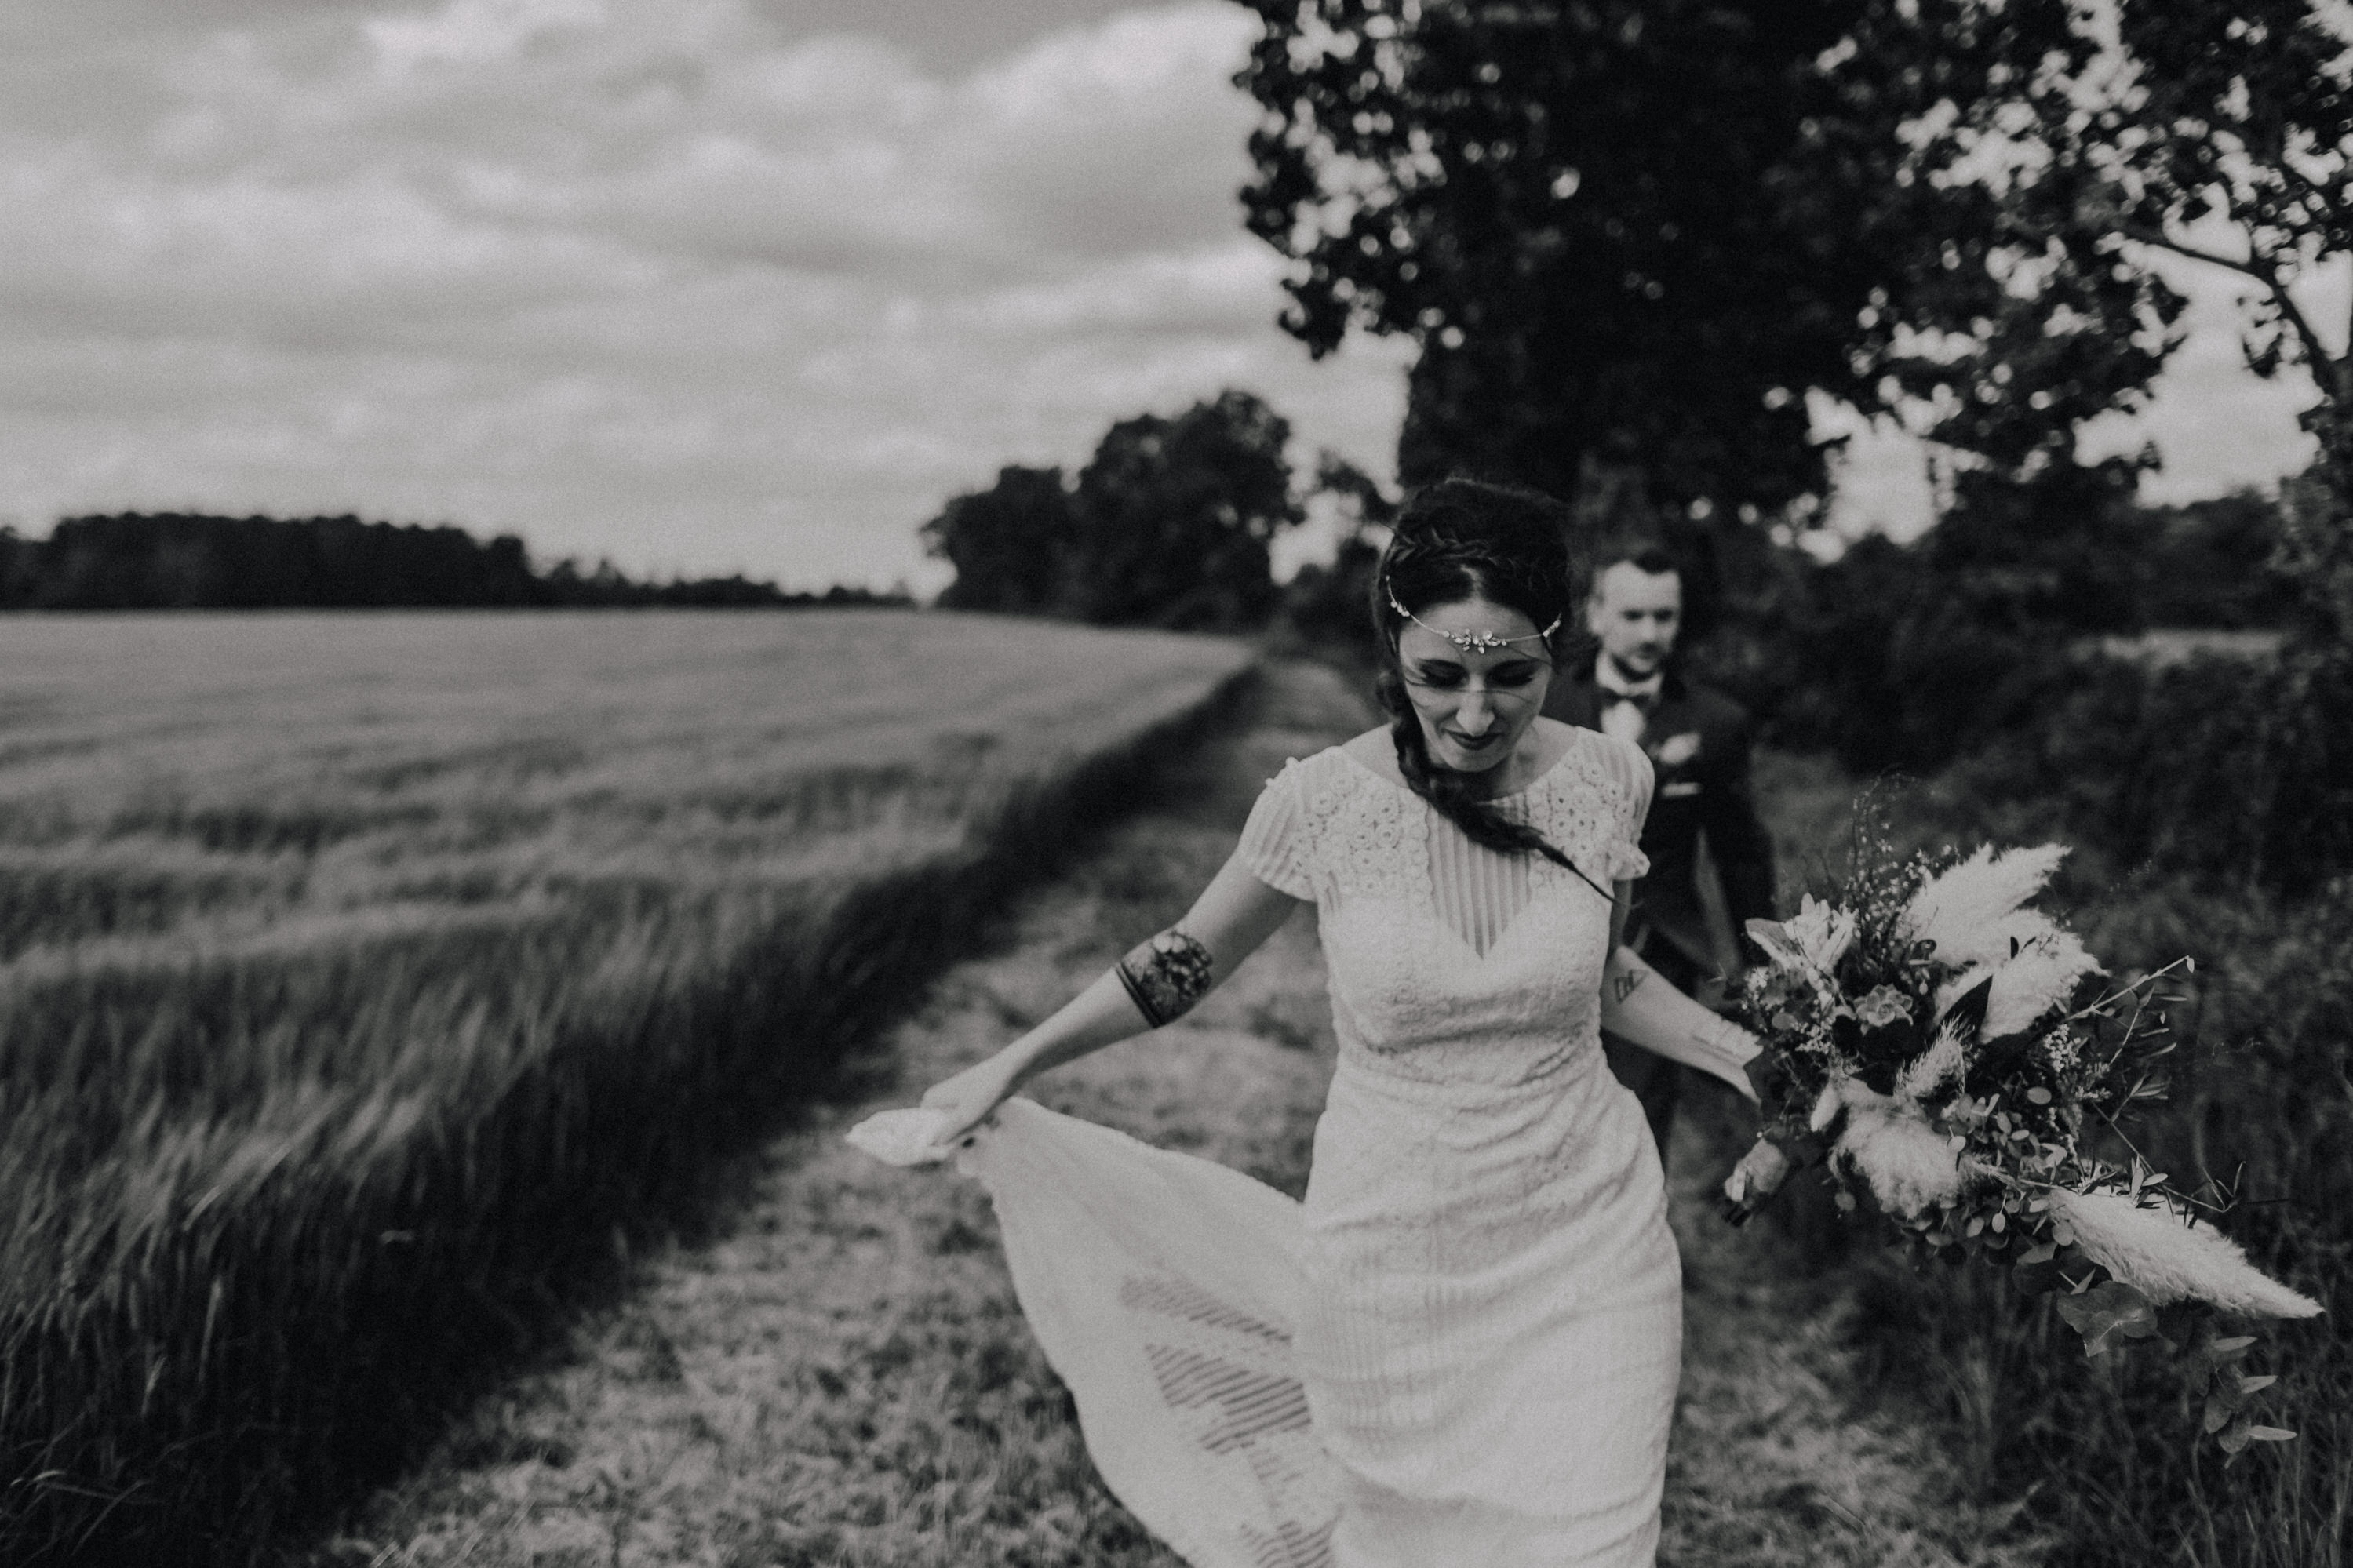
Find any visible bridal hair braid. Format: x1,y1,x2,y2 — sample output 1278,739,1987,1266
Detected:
1372,478,1592,877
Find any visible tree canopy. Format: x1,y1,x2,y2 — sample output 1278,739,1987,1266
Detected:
1236,0,1903,516
1860,0,2353,631
1231,0,2195,528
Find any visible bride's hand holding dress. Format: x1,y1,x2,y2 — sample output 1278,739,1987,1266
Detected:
919,849,1304,1148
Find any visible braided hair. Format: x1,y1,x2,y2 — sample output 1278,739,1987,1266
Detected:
1371,477,1592,876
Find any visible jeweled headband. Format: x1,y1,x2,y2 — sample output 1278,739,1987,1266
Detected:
1383,580,1562,654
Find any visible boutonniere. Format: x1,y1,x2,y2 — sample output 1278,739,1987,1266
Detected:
1652,731,1703,768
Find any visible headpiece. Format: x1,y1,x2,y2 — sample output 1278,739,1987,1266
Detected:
1384,579,1561,653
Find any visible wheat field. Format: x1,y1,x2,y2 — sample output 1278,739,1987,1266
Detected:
0,609,1251,1567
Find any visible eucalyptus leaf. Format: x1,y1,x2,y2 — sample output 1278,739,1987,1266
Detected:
2054,1280,2158,1359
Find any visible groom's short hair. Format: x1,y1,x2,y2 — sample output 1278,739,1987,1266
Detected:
1594,539,1683,585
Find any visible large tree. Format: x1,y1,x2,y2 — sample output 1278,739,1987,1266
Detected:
1233,0,2186,524
1237,0,1885,515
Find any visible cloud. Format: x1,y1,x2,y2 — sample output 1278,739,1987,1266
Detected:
0,0,1407,586
16,0,2303,588
361,0,610,74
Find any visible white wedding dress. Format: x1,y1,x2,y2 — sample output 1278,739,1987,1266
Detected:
860,729,1676,1567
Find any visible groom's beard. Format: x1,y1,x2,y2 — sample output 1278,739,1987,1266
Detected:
1607,650,1666,683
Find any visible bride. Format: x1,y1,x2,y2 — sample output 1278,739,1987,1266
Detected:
897,477,1787,1567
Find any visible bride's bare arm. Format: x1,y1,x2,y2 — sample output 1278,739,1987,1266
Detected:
920,851,1302,1144
1598,884,1794,1210
1596,882,1760,1101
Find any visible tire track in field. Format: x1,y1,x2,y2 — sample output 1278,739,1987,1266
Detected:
302,664,2042,1568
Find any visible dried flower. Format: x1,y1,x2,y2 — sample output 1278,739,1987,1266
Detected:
1831,1082,1967,1217
2049,1188,2324,1319
1893,1020,1968,1104
1981,928,2103,1039
2038,1028,2082,1076
1900,843,2069,968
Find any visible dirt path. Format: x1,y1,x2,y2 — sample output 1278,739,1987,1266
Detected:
308,662,2044,1568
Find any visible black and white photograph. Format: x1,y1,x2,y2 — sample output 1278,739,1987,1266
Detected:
1,2,2344,1565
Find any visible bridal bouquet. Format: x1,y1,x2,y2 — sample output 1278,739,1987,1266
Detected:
1732,812,2322,1457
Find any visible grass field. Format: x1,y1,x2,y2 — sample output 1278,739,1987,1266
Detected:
0,609,1252,1566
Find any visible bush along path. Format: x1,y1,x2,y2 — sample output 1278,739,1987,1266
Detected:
302,664,2049,1568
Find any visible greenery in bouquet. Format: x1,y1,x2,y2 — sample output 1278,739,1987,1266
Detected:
1731,795,2323,1458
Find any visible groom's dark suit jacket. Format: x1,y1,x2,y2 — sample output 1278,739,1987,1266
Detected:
1545,666,1776,978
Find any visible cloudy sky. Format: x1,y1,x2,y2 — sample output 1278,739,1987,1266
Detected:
1,0,2337,590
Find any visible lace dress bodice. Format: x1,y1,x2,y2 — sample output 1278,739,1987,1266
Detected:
1237,733,1652,1091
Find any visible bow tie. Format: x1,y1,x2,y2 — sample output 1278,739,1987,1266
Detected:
1601,687,1659,712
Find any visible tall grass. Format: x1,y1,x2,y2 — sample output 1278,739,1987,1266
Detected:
1757,744,2350,1566
0,610,1255,1566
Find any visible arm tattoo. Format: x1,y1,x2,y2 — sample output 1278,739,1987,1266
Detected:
1116,929,1215,1028
1612,969,1648,1005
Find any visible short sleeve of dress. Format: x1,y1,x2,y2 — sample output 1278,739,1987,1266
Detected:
1601,734,1654,882
1236,759,1317,901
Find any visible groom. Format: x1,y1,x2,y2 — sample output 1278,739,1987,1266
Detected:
1545,541,1776,1167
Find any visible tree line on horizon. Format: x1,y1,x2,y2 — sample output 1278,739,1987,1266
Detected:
926,385,2295,646
0,513,907,611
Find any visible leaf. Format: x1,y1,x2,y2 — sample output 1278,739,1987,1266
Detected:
2053,1280,2159,1359
2245,1426,2297,1443
1941,972,1993,1035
